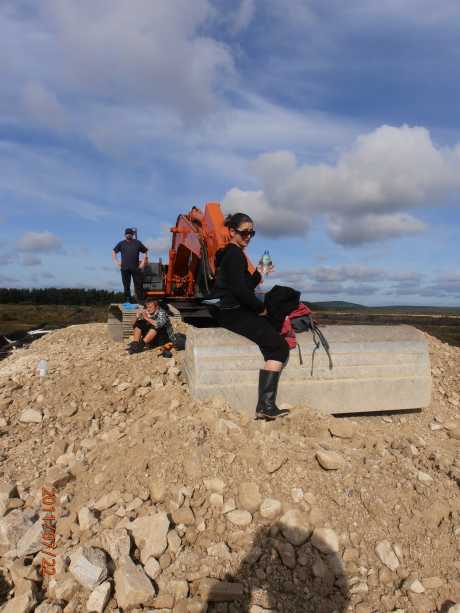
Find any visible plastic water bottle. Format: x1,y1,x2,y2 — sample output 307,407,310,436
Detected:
36,359,48,378
259,250,272,275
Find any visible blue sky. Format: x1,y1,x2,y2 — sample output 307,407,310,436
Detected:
1,0,460,305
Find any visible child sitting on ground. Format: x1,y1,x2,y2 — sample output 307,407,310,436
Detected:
127,297,175,354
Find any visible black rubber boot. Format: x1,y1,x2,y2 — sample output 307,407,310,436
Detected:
255,370,289,421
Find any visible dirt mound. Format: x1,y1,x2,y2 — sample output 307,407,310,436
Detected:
0,323,459,612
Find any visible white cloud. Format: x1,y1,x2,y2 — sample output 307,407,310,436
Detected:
223,188,307,236
145,227,171,256
230,0,256,34
33,0,234,119
16,231,62,253
327,213,427,245
0,254,13,265
224,125,460,243
22,81,68,131
0,274,19,285
310,265,385,283
22,255,42,267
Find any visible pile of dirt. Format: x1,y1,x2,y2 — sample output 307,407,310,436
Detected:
0,322,459,613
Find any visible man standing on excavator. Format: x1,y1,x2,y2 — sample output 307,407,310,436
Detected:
112,228,149,303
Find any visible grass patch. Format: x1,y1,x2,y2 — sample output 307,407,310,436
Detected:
0,304,108,336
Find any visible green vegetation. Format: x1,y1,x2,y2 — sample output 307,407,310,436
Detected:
0,304,108,336
0,288,123,305
313,309,460,347
1,290,459,347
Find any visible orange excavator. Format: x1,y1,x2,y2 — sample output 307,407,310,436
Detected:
142,201,258,314
108,202,239,339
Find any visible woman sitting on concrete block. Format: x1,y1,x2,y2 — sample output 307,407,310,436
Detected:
213,212,290,421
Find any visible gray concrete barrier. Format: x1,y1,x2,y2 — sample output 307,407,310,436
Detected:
184,325,432,415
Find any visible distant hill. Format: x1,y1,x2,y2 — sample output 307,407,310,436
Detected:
303,301,460,312
304,300,365,310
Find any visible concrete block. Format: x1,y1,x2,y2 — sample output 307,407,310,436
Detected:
184,325,431,414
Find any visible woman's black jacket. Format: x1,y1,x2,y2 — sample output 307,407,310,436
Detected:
213,244,264,313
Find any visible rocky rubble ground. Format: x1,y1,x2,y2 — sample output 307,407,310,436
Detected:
0,322,459,613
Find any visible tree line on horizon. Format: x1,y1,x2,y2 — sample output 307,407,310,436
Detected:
0,288,124,305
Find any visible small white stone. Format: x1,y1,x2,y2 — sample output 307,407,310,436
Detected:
417,471,433,484
279,510,311,546
144,557,161,580
375,540,400,571
86,581,111,612
78,507,98,532
209,493,224,507
69,547,108,589
203,478,225,494
403,578,425,594
311,528,340,554
316,450,345,470
259,498,282,520
222,498,236,514
349,582,368,594
226,509,252,527
19,409,43,424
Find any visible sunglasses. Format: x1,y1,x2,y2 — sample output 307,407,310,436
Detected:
236,229,256,239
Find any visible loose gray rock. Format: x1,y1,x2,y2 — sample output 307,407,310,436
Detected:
279,510,312,546
403,577,425,593
69,546,109,589
310,528,340,554
226,509,252,527
16,520,43,557
259,498,282,520
93,491,120,511
19,408,43,423
417,471,433,484
329,420,356,439
375,540,400,571
97,528,131,562
167,529,182,554
316,450,345,470
263,454,287,474
144,557,161,580
0,509,34,548
78,507,98,532
129,512,170,564
238,482,262,513
86,581,111,612
114,555,156,609
35,603,64,613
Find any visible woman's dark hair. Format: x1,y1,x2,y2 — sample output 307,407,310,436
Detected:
224,212,254,230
